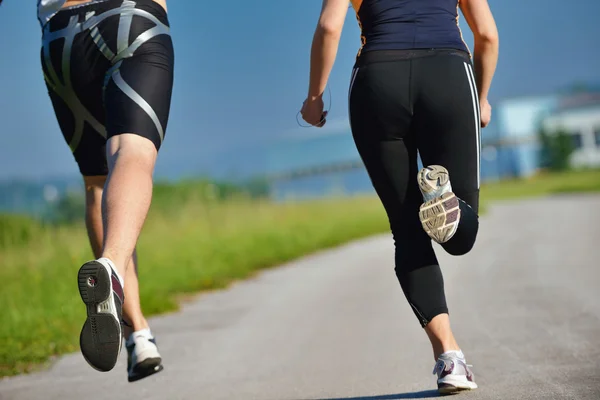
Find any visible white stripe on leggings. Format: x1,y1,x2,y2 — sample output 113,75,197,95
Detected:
463,62,481,188
348,67,359,130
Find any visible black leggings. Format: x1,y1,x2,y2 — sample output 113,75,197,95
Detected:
348,49,481,327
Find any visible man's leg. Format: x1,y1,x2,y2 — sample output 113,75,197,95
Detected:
39,0,174,374
83,174,163,381
77,134,157,372
84,175,150,333
101,134,156,278
76,0,175,372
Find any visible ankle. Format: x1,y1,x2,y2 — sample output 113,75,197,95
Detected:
435,345,463,360
432,340,461,360
130,318,149,333
99,253,129,280
96,256,125,286
125,327,153,345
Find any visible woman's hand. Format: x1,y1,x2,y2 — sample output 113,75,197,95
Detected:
480,98,492,128
301,96,328,127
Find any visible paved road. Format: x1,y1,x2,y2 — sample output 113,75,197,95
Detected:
2,195,600,400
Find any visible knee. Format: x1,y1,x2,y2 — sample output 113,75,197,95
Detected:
441,198,480,255
444,240,476,256
107,133,157,171
442,224,479,256
84,176,107,206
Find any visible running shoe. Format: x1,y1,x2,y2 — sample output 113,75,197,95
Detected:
433,351,478,394
417,165,460,243
126,330,164,382
77,258,124,372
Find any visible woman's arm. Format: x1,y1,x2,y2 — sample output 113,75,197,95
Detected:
301,0,349,127
307,0,349,99
459,0,499,104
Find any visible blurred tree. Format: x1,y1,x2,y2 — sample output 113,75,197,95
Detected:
241,177,270,199
538,127,575,171
568,82,592,93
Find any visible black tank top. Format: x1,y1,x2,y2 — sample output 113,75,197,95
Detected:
350,0,470,57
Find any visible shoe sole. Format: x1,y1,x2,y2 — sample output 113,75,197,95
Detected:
78,261,122,372
438,383,477,395
128,358,164,383
437,373,478,395
419,192,461,244
418,165,450,199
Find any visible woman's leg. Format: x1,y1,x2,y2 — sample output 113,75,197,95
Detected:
348,58,455,346
414,53,482,256
411,51,483,393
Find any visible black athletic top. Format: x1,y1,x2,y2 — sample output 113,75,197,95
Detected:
349,0,470,57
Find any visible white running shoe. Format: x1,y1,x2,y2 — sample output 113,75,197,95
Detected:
126,330,163,382
433,351,478,394
417,165,461,244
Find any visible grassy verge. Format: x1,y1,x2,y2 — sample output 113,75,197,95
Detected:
0,196,388,377
480,168,600,202
1,168,599,377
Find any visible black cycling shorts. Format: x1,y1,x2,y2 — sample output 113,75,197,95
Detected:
41,0,175,176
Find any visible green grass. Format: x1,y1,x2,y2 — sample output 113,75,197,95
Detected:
1,168,599,377
0,196,388,377
480,168,600,203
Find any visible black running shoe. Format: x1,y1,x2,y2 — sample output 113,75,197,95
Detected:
77,258,124,372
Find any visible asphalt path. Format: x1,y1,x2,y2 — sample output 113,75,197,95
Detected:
2,195,599,400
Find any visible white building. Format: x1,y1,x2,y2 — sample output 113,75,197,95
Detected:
542,94,600,168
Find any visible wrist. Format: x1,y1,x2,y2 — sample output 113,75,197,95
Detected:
307,92,323,102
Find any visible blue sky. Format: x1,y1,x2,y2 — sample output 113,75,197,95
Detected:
0,0,599,181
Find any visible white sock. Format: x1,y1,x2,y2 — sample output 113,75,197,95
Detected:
97,257,124,287
442,350,465,360
127,328,153,345
134,328,153,339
